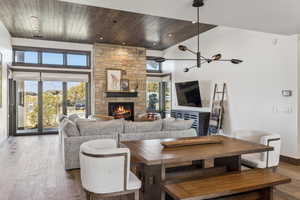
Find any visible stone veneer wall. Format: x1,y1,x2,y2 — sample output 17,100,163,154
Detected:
94,43,147,118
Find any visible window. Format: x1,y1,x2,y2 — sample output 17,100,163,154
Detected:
146,58,161,73
42,52,64,65
146,80,160,112
13,47,90,68
146,75,172,117
165,82,171,111
14,77,89,135
67,54,88,67
67,82,87,118
15,50,38,64
16,80,39,134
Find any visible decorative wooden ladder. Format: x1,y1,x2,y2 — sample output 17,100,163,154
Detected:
208,83,226,135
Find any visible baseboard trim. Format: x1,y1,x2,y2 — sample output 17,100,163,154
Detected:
280,155,300,165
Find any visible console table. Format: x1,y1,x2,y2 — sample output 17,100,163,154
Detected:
171,109,210,136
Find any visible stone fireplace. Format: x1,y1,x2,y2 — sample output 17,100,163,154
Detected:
108,102,134,121
94,43,147,119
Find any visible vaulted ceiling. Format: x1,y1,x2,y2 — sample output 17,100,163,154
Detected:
0,0,216,50
61,0,300,35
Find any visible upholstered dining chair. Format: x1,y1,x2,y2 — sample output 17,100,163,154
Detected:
79,139,141,200
233,130,281,169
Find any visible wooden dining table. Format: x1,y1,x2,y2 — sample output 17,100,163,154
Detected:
121,136,273,200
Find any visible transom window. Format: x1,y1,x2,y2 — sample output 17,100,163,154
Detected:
15,50,39,64
13,47,90,68
146,57,162,73
67,53,88,66
42,52,64,65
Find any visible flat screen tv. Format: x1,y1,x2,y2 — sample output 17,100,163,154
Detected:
175,81,202,107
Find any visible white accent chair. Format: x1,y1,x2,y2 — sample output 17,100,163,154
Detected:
79,139,141,200
233,130,281,169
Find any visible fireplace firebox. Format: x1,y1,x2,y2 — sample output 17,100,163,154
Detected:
108,102,134,121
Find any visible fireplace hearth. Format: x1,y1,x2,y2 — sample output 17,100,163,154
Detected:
108,102,134,121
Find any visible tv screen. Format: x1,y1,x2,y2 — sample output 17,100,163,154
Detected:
175,81,202,107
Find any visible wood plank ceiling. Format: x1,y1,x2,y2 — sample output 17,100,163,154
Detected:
0,0,216,50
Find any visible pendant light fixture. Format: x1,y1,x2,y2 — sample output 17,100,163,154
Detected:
177,0,243,72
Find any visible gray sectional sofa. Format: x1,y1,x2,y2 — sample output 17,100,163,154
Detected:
60,114,197,170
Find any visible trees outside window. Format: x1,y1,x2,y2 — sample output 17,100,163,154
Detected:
17,80,87,134
146,79,171,116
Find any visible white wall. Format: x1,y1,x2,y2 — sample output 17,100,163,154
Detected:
12,38,93,52
297,36,300,157
163,26,300,158
146,50,164,57
0,21,12,144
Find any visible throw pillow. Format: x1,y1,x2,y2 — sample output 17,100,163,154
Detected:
162,119,194,131
68,113,80,123
78,119,124,136
164,117,176,121
62,119,81,137
74,118,96,128
124,120,162,133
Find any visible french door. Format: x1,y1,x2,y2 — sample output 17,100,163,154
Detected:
11,79,88,136
146,75,172,118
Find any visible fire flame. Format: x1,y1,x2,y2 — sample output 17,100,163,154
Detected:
114,106,131,115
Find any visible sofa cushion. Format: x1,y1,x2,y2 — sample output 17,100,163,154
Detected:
62,119,81,137
162,119,194,131
124,120,162,134
165,117,176,121
68,114,80,123
78,120,124,136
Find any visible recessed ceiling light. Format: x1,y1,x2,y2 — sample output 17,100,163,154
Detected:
30,16,40,29
30,16,41,37
168,33,173,37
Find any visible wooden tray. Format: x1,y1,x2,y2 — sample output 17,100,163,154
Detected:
161,137,223,148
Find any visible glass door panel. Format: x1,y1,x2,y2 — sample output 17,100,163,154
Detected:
67,82,86,118
16,80,39,135
164,81,172,116
146,80,160,112
12,79,88,136
42,81,63,133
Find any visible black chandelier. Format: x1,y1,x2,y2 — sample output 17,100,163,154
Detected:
177,0,243,72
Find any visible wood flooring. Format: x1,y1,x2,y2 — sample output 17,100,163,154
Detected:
0,135,299,200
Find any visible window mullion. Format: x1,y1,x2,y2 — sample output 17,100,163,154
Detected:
63,82,67,115
38,50,42,64
63,53,67,67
